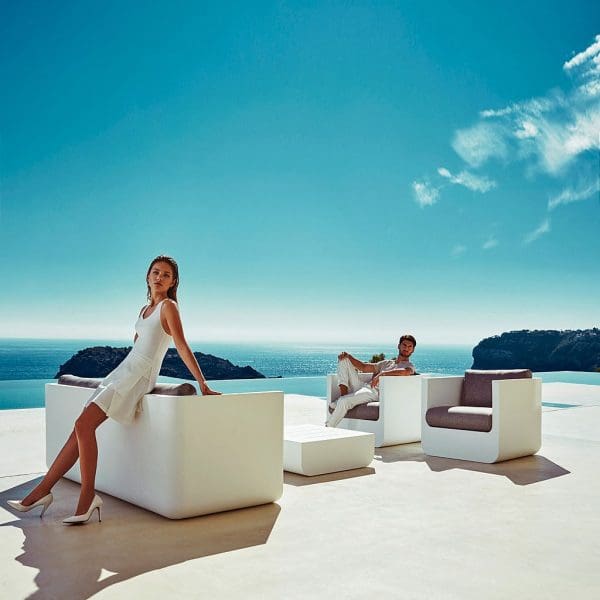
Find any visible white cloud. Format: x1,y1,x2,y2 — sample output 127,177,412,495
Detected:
477,99,599,178
480,106,514,118
476,104,600,176
468,35,600,175
531,105,600,174
412,181,439,207
572,50,600,98
523,218,551,244
437,167,497,192
515,120,538,139
563,108,600,156
452,122,508,167
483,236,498,250
480,96,558,119
563,34,600,71
412,34,600,245
578,79,600,98
548,179,600,210
534,117,574,174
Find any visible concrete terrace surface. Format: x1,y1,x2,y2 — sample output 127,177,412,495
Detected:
1,383,599,599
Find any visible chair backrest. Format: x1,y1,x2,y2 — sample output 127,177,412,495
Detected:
460,369,532,407
58,374,197,396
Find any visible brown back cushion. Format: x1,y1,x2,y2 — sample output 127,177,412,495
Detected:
461,369,532,407
58,374,197,396
58,375,102,388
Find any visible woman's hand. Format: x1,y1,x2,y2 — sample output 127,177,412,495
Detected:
200,382,221,395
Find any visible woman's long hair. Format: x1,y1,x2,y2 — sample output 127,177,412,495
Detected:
146,255,179,303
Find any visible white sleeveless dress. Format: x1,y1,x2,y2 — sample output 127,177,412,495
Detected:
86,299,172,424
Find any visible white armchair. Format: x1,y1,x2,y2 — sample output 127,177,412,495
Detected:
327,373,422,447
421,370,542,463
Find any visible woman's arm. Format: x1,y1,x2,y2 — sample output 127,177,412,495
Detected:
162,300,221,395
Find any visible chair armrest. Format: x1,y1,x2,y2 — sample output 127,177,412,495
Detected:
422,376,463,410
492,378,542,422
327,374,339,403
492,378,542,456
379,375,422,404
379,375,423,425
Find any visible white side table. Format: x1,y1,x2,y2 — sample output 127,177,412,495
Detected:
284,424,374,476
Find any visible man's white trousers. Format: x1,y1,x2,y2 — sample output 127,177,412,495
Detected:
327,358,378,427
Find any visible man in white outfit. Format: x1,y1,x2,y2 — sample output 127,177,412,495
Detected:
327,334,417,428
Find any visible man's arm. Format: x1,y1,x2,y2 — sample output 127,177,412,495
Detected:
371,366,415,387
338,352,377,373
379,367,414,377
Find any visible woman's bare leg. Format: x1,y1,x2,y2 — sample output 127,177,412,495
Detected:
22,403,108,511
73,403,108,515
21,430,80,506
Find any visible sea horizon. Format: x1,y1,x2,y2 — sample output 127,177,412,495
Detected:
0,338,474,382
0,335,476,347
3,337,600,412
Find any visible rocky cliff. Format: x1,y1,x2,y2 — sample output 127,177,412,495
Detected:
471,329,600,372
55,346,265,380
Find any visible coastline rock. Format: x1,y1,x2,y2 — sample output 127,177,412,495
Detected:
471,329,600,372
55,346,266,380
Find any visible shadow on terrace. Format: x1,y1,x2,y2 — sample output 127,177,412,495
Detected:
1,478,280,600
375,443,571,485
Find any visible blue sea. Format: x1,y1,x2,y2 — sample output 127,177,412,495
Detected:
0,338,473,410
3,338,599,411
0,338,474,381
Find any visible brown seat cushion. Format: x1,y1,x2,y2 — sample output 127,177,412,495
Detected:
426,405,493,432
461,369,532,408
58,374,197,396
328,401,379,421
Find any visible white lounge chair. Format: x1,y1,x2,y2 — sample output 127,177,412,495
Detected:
326,373,422,447
421,369,542,463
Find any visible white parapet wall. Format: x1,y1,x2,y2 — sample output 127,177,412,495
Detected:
45,383,284,519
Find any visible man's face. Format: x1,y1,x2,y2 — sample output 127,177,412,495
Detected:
398,340,415,359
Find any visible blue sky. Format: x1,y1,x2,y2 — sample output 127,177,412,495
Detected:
1,1,599,345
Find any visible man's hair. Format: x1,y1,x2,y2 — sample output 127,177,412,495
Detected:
399,334,417,347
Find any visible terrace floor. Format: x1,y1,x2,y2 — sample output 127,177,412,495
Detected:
1,382,599,599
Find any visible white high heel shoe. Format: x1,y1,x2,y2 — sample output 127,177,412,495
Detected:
63,495,103,525
7,493,53,518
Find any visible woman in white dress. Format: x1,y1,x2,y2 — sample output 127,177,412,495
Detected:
8,255,220,524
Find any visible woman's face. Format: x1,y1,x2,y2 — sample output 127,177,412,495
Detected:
147,261,175,295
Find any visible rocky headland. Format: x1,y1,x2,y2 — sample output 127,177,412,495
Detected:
55,346,266,380
471,328,600,372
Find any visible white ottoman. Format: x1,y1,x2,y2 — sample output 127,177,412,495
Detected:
284,424,374,476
